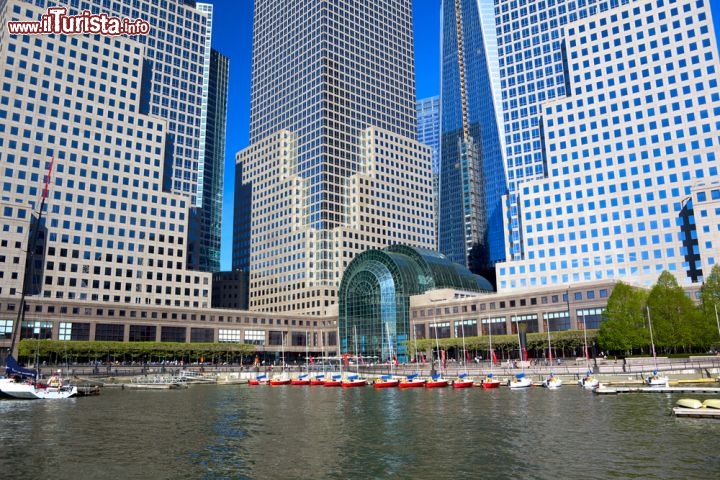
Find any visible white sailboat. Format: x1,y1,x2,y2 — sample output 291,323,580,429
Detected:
508,319,533,389
578,311,600,389
0,158,77,400
452,318,474,388
542,320,562,389
645,307,669,387
269,332,291,385
481,318,501,389
343,326,367,387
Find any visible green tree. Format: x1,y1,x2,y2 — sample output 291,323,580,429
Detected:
597,281,648,354
699,264,720,349
647,271,698,353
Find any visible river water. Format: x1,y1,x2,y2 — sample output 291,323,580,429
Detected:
1,383,718,479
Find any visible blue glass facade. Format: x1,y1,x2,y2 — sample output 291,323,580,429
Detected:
439,0,506,281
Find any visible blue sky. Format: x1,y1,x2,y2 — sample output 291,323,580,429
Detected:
210,1,720,271
211,0,441,270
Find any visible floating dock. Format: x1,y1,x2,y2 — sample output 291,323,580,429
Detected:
672,407,720,418
595,386,720,395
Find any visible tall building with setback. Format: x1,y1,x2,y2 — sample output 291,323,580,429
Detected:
237,0,435,315
495,0,720,290
439,0,506,284
417,96,441,246
0,0,217,321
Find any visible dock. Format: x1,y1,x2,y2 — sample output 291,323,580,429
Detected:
672,407,720,418
595,385,720,395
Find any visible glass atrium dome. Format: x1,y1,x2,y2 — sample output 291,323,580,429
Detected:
338,245,492,362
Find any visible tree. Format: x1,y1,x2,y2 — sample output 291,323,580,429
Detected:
647,271,699,353
699,264,720,349
597,281,648,354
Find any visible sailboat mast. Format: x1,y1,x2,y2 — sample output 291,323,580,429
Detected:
647,306,657,368
9,157,55,360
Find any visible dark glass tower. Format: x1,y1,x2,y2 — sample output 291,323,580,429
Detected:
439,0,506,285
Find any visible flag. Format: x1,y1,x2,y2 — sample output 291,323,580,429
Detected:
523,348,528,361
491,350,498,365
309,356,314,364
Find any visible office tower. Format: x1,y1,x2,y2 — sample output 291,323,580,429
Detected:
495,0,720,290
0,0,216,310
439,0,506,284
417,96,441,246
237,0,435,314
188,49,229,272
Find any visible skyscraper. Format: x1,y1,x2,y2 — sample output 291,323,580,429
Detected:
439,0,506,284
417,96,441,246
495,0,720,290
237,0,435,314
0,0,218,311
188,49,229,272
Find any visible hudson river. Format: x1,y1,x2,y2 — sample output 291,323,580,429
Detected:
1,383,718,479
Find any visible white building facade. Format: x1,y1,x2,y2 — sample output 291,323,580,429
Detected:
496,0,720,290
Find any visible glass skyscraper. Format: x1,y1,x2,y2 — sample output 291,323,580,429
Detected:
439,0,506,284
417,96,441,246
237,0,435,314
495,0,720,290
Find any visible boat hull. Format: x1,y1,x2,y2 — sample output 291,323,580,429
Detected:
508,378,533,389
452,380,474,389
398,379,426,388
0,382,77,399
579,377,600,389
646,375,669,387
342,379,367,387
291,379,311,386
425,380,449,388
373,380,399,388
269,379,291,386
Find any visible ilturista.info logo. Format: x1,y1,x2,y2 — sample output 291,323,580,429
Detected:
6,7,150,36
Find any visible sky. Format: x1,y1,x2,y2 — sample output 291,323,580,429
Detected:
210,0,441,271
210,0,720,272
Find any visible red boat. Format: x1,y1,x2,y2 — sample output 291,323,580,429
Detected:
373,375,400,388
425,374,449,388
398,374,426,388
323,374,343,387
310,374,326,386
342,374,367,388
452,373,474,389
269,374,291,386
248,374,268,386
291,374,311,386
481,374,501,389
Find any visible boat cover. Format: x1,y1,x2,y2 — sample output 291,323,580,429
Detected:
381,375,392,380
256,374,267,380
515,373,525,379
348,374,358,380
458,373,468,379
406,374,418,380
5,355,36,379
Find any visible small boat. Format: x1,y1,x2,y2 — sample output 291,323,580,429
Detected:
269,373,292,386
578,371,600,389
310,374,326,386
248,374,268,386
425,373,449,388
323,374,343,387
373,375,400,388
342,374,367,388
646,370,669,387
542,373,562,389
481,373,501,389
452,373,474,389
291,373,311,386
398,373,426,388
677,398,703,409
702,399,720,409
0,368,78,400
124,375,188,390
508,372,533,389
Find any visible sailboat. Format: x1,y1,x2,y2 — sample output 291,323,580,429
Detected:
425,322,449,388
0,158,78,400
291,332,311,385
578,312,599,389
542,320,562,389
481,318,501,389
310,331,326,385
269,332,291,386
645,307,669,387
374,323,399,388
342,326,367,387
508,319,533,389
452,318,475,388
398,329,426,388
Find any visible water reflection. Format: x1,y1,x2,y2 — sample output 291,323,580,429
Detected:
1,385,719,479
